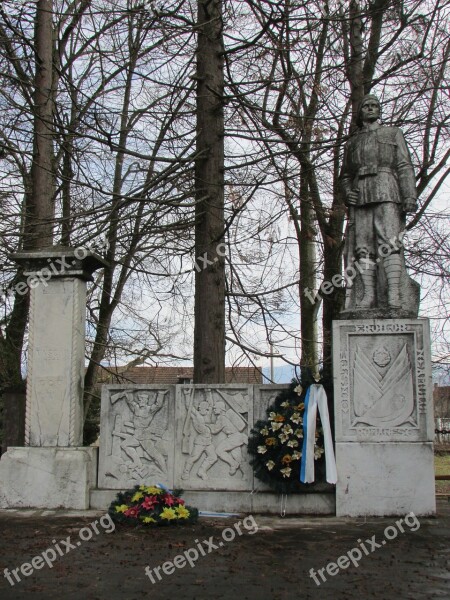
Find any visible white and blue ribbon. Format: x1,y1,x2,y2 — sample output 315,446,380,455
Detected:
300,384,337,484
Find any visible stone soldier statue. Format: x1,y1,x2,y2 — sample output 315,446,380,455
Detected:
340,94,419,315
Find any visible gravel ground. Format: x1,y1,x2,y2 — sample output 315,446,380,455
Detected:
0,500,449,600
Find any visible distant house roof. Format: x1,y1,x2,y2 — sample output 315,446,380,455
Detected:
97,366,263,385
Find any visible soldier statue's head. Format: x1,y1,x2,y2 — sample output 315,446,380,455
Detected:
357,94,381,127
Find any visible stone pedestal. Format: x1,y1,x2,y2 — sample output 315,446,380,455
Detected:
0,447,97,509
0,249,107,509
333,318,436,516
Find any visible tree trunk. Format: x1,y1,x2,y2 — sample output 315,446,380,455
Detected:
193,0,225,383
28,0,55,249
299,173,318,372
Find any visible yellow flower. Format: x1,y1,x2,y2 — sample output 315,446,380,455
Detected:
142,517,157,524
175,505,190,519
115,504,128,513
131,491,144,502
140,486,163,495
281,454,292,464
160,508,177,521
265,437,277,446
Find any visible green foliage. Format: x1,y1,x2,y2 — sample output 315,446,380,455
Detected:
248,377,328,494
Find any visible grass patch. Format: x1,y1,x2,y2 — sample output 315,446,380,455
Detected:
435,453,450,494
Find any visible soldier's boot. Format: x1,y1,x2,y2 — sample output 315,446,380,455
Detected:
384,254,402,308
197,456,217,480
181,464,192,480
356,262,376,308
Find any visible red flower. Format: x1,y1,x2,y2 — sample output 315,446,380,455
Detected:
141,495,159,510
124,506,140,518
173,497,185,505
162,493,176,506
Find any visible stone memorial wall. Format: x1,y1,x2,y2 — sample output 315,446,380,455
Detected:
94,384,336,514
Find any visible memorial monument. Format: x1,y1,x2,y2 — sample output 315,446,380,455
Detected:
0,248,107,509
333,94,435,516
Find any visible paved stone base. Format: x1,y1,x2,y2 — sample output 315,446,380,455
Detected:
336,442,436,516
0,447,98,509
90,488,335,515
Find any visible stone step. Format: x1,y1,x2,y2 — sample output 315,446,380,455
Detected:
90,488,335,515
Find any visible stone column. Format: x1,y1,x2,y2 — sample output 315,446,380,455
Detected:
0,248,107,509
333,318,435,516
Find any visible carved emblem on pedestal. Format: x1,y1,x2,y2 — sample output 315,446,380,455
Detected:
353,344,415,427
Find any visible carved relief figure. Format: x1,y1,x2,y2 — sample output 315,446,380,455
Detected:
181,400,218,480
181,388,249,479
209,400,247,476
340,94,419,315
110,389,168,477
352,344,415,427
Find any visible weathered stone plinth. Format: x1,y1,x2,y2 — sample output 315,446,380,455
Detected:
0,447,97,509
0,249,107,509
333,318,435,516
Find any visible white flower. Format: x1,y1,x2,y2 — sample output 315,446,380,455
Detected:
257,445,267,454
260,426,269,436
282,424,293,434
314,447,325,459
287,439,299,448
294,385,303,396
280,467,292,478
266,460,275,471
294,428,304,438
271,422,283,431
279,433,290,443
290,412,302,424
281,401,290,408
292,451,301,460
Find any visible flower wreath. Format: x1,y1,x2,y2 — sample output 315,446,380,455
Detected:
248,378,329,494
109,485,198,526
